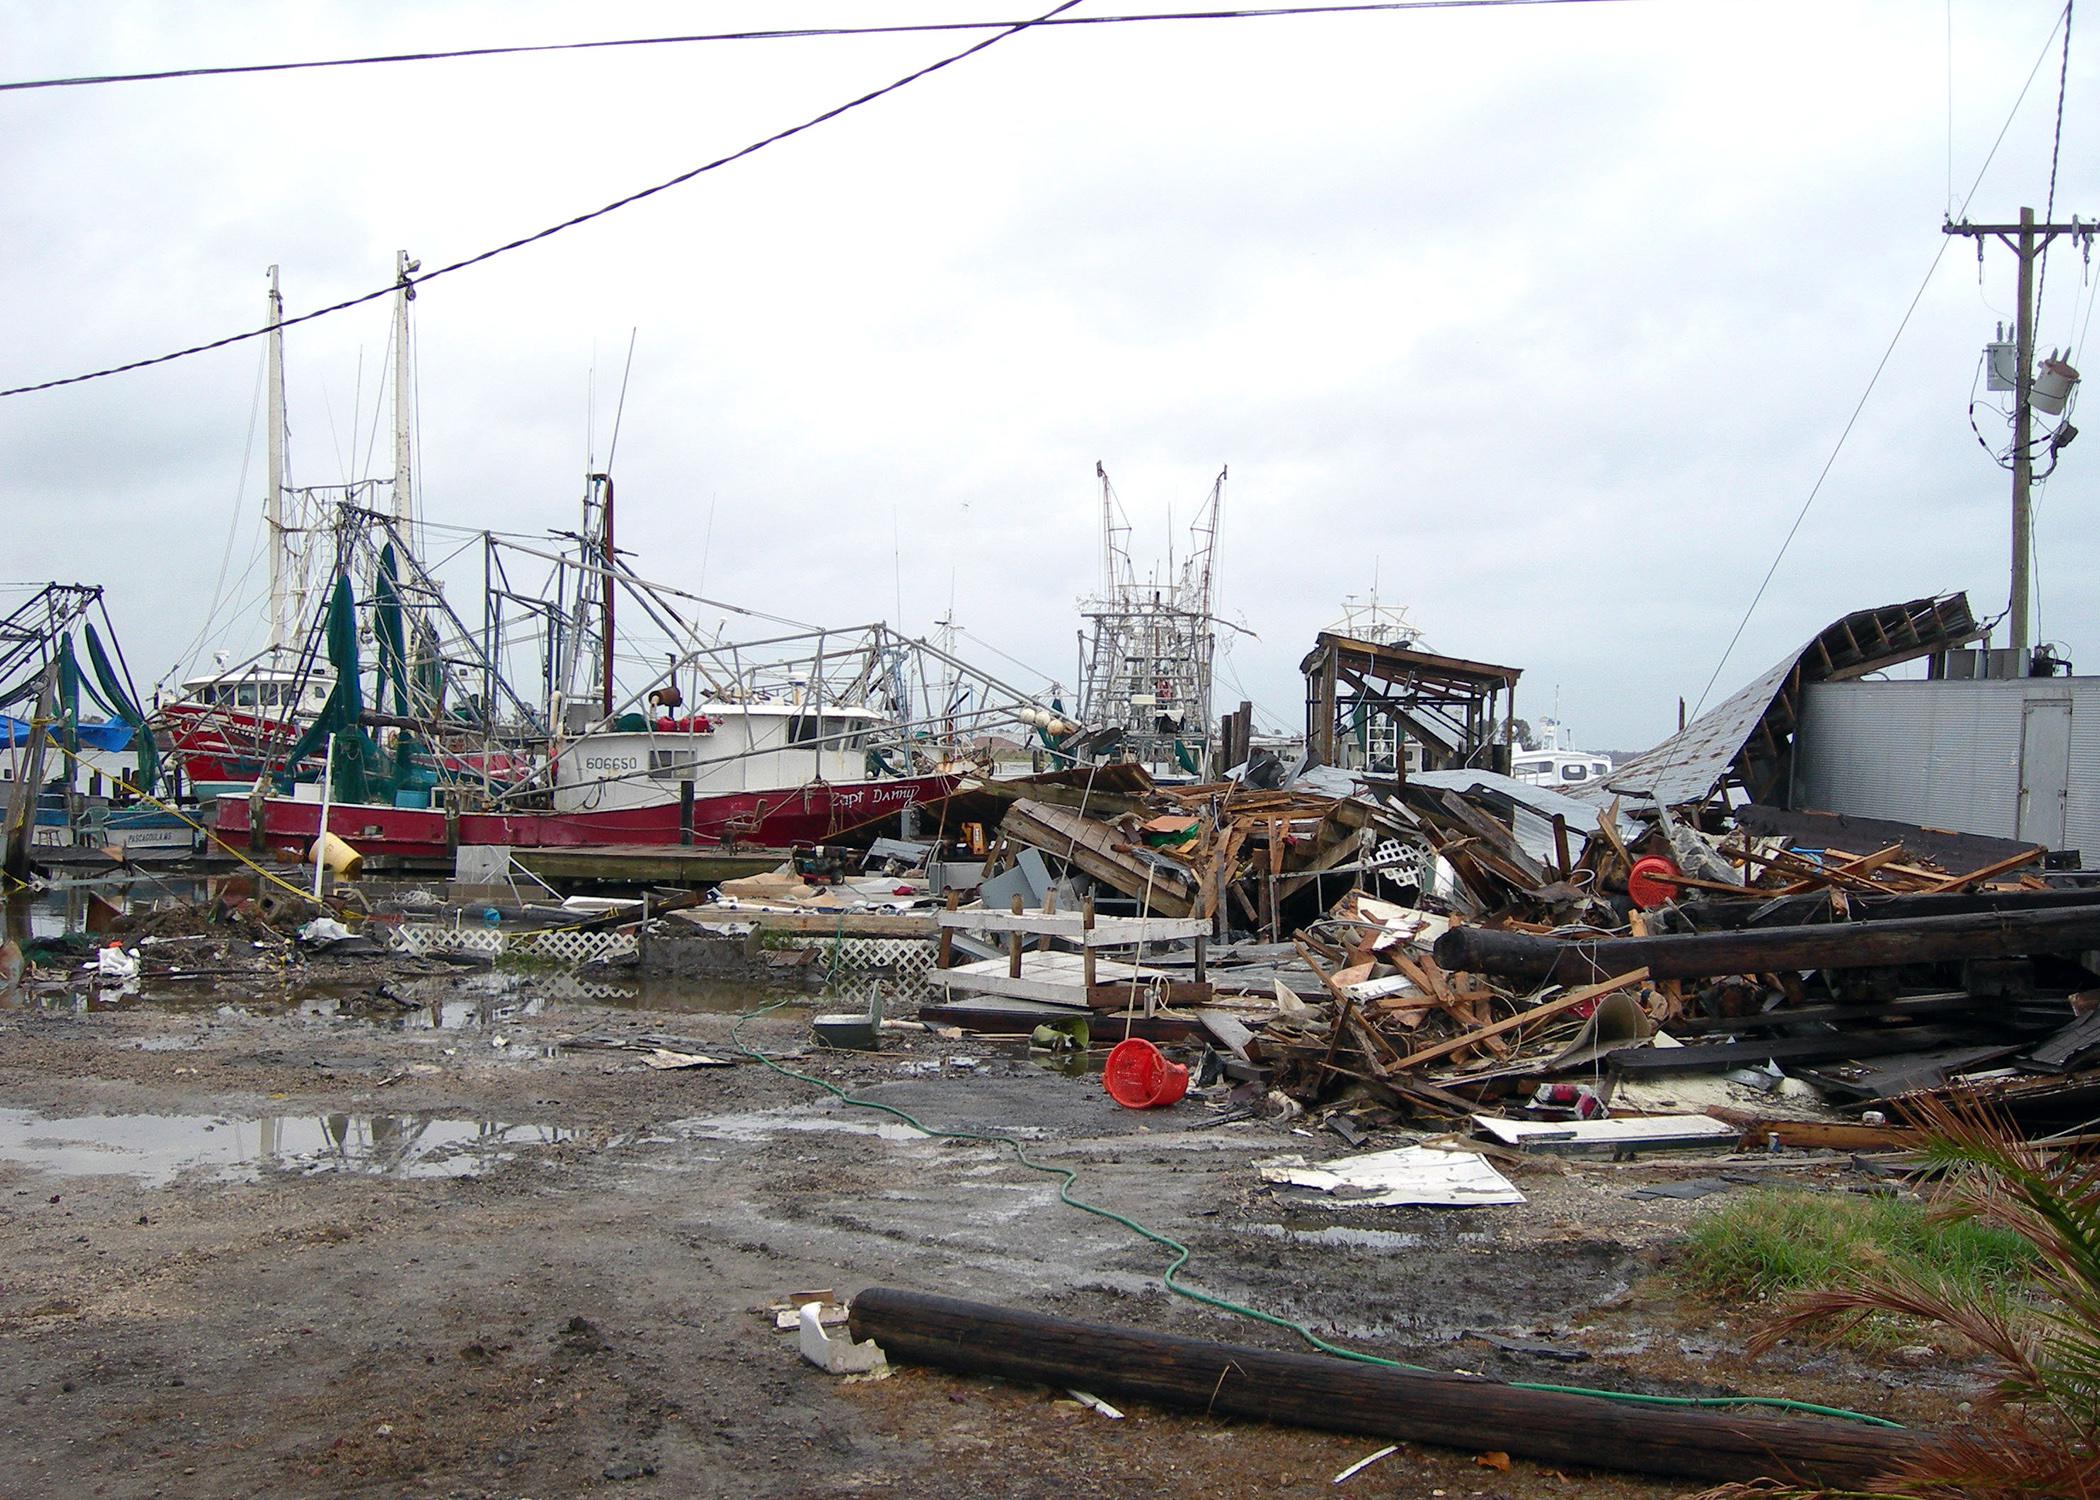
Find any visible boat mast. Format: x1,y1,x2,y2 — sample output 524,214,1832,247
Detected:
264,266,291,653
392,250,419,534
600,474,615,717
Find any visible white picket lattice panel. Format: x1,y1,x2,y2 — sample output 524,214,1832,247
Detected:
388,923,636,965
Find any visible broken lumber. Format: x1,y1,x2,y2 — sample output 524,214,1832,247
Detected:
846,1287,1924,1487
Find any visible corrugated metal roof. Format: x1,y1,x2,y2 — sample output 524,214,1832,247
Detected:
1575,651,1798,809
1573,593,1979,810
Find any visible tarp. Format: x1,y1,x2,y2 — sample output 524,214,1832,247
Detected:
375,543,407,718
275,573,422,804
0,715,131,752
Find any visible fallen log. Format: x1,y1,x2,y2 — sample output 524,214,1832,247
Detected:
1434,903,2100,987
847,1287,1924,1488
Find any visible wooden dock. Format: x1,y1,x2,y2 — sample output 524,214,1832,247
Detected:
510,844,793,886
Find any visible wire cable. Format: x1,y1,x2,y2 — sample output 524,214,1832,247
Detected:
1669,1,2074,734
2036,0,2074,320
1,1,1658,94
0,1,1086,400
725,995,1902,1427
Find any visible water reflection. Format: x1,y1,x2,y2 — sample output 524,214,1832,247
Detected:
0,1107,572,1186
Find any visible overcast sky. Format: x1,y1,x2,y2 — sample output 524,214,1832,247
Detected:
3,0,2094,753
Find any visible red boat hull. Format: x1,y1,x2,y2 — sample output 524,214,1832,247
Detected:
212,774,957,863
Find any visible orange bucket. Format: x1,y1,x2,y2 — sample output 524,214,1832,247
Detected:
1103,1038,1189,1110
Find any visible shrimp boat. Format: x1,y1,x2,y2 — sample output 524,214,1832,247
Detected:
210,604,975,863
197,262,1044,867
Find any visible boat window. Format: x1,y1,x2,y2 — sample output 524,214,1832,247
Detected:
649,749,696,780
789,715,828,745
235,684,259,708
1560,763,1587,782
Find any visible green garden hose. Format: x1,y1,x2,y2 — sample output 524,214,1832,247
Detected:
730,998,1899,1429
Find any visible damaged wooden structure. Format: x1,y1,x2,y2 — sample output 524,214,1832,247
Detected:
1301,631,1521,777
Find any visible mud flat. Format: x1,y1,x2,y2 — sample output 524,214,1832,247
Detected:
0,973,1978,1498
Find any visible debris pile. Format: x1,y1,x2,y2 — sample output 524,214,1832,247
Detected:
926,755,2100,1146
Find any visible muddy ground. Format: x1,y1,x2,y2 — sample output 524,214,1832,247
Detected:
0,957,1984,1499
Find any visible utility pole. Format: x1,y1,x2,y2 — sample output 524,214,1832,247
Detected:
1943,209,2093,655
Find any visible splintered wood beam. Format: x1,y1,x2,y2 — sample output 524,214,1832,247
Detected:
847,1288,1924,1488
1773,843,1907,895
1921,844,2043,892
1387,968,1649,1070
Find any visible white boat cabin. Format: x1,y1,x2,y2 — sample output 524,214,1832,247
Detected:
551,702,895,813
171,654,334,716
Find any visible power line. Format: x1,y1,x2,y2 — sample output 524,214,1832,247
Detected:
1673,1,2072,732
3,1,1653,94
0,2,1085,401
2037,0,2074,318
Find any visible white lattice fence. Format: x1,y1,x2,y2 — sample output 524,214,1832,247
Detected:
388,923,637,965
823,937,936,979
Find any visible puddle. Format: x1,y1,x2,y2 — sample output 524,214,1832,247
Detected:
671,1106,935,1144
0,1108,571,1186
1243,1222,1431,1251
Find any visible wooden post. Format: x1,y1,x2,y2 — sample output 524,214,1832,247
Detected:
1007,892,1024,979
938,890,958,970
1192,933,1207,983
678,779,695,846
1081,891,1097,989
847,1288,1923,1489
1266,815,1286,943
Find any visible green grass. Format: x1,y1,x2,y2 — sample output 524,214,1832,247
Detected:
1681,1188,2036,1342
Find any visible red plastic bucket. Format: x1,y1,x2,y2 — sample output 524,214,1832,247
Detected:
1103,1038,1189,1109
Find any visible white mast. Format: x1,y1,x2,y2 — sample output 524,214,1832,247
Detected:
392,250,419,531
264,265,291,652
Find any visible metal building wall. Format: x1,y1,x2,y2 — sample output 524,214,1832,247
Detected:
1792,678,2100,862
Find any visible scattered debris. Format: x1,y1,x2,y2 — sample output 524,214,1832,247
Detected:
1258,1145,1525,1208
798,1301,887,1376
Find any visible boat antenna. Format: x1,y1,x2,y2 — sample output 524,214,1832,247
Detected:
605,326,638,473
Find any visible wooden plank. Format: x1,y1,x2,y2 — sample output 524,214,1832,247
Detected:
1773,843,1907,895
1921,844,2044,893
1194,1008,1257,1060
670,908,937,939
514,845,793,884
1607,1026,1976,1076
936,910,1211,942
1389,969,1650,1071
1703,1109,1924,1152
848,1288,1925,1488
1002,800,1196,916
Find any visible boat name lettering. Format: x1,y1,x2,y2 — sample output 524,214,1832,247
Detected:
830,785,924,813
